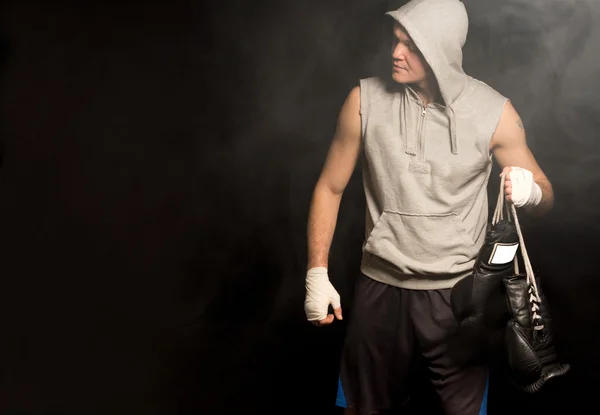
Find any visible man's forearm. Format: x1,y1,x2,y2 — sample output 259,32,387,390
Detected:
527,178,554,216
307,184,343,270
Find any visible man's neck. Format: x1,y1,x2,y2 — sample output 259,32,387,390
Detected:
412,76,442,106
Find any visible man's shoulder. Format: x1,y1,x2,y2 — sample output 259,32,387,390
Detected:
463,76,507,102
359,76,385,87
454,76,509,113
359,76,398,96
360,76,401,103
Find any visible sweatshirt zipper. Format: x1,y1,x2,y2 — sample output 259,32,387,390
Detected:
418,105,427,160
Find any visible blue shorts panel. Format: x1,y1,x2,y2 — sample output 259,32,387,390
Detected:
336,376,348,408
335,373,490,413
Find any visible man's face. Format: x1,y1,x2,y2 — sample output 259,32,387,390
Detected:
391,23,429,85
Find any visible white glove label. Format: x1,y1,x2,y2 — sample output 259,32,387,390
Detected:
304,267,341,322
489,242,519,265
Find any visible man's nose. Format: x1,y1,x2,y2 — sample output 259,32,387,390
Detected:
392,43,408,60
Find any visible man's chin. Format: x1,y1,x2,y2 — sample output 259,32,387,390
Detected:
392,72,411,84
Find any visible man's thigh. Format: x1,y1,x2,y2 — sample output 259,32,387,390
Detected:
338,274,414,413
411,288,489,415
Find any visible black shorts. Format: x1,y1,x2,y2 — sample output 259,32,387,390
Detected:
337,274,489,415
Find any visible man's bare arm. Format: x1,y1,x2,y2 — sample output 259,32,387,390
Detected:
307,86,362,269
490,101,554,216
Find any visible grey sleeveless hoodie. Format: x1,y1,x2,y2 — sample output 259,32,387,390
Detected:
359,0,509,290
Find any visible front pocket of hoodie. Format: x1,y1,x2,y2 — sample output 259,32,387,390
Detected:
364,210,478,275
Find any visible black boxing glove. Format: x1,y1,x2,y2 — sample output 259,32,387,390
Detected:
451,219,519,334
503,273,542,387
503,274,571,393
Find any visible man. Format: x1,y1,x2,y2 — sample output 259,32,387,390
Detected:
303,0,554,414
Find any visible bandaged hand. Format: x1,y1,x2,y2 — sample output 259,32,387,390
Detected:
502,166,542,208
304,267,342,326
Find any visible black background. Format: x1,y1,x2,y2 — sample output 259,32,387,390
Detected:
1,0,599,414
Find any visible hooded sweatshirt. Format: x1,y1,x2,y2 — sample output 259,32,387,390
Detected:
359,0,509,290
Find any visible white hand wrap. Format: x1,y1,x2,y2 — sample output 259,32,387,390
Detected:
304,267,341,322
508,167,542,208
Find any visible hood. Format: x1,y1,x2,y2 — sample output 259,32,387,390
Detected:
386,0,469,154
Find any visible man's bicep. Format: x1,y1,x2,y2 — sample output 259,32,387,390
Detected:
491,101,548,182
319,86,362,195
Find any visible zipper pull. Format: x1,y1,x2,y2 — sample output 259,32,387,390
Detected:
421,106,426,116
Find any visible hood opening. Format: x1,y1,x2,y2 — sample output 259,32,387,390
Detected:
386,0,469,154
